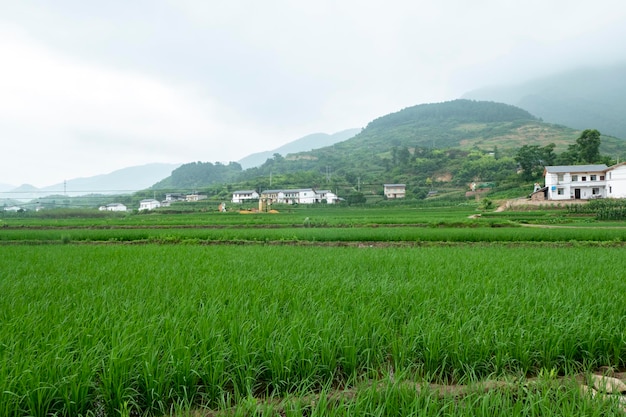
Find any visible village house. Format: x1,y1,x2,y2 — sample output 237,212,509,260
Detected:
231,190,260,203
315,190,340,204
139,199,161,211
185,193,207,202
165,193,186,202
98,203,127,212
542,163,626,200
256,189,339,205
383,184,406,199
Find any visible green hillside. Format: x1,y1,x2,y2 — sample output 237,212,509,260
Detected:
153,100,626,198
334,99,623,154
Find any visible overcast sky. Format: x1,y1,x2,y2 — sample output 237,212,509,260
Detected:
2,0,626,187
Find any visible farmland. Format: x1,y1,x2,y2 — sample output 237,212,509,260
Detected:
1,204,626,416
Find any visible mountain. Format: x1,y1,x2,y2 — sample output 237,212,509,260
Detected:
0,183,14,192
462,63,626,140
311,99,626,158
232,100,626,193
1,163,181,201
237,129,360,169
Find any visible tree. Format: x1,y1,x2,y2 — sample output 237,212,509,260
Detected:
346,192,366,205
576,129,601,163
514,143,555,181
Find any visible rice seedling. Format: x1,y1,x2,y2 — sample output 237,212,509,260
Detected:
1,243,626,415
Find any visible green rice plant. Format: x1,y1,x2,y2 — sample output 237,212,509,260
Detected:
2,244,626,415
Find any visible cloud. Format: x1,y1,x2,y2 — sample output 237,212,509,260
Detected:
0,27,288,186
2,0,626,187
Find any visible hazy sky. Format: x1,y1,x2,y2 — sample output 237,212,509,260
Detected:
2,0,626,187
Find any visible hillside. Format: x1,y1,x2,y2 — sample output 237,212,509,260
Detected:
463,63,626,140
147,100,626,199
237,129,360,169
228,100,626,195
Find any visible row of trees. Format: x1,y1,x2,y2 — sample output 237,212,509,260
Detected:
515,129,603,180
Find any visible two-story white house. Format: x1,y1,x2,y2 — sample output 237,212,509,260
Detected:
383,184,406,199
231,190,260,203
258,189,339,205
543,163,626,200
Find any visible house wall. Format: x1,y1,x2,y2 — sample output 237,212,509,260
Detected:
298,190,316,204
106,204,127,212
139,200,160,210
232,192,259,203
607,165,626,198
546,170,606,200
384,185,406,199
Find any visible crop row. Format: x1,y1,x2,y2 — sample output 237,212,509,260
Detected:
0,206,480,228
1,244,625,415
1,223,626,244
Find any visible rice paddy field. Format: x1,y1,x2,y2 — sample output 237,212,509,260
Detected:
2,204,626,416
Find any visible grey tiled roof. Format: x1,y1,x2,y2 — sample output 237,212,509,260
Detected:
544,165,608,173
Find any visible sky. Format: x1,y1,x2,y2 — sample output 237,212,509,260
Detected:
2,0,626,188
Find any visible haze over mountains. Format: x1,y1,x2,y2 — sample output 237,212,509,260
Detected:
237,129,361,169
3,63,626,200
1,163,181,201
463,63,626,139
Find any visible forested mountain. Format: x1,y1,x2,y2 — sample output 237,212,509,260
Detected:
228,100,626,196
463,63,626,140
152,100,626,198
152,161,243,190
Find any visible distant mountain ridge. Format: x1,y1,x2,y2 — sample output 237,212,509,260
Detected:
463,63,626,139
237,129,360,169
1,163,181,201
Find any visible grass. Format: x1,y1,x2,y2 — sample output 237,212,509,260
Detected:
2,203,626,415
1,244,626,415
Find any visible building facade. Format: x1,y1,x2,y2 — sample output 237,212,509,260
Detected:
231,190,260,203
544,163,626,200
383,184,406,199
257,189,339,205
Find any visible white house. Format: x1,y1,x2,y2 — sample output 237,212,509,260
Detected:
296,189,317,204
165,193,186,202
258,188,340,205
232,190,260,203
383,184,406,199
316,190,340,204
186,193,207,202
98,203,127,212
543,163,626,200
139,199,161,210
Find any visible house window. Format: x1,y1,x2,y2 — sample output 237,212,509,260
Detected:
600,175,605,180
590,175,597,181
592,188,600,195
572,175,578,181
557,188,564,195
582,176,587,181
557,174,564,182
610,186,613,194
